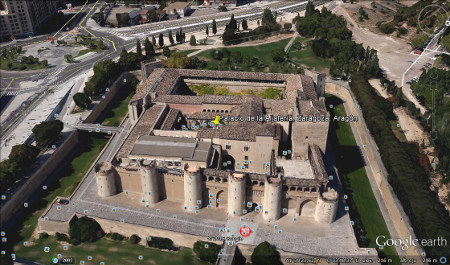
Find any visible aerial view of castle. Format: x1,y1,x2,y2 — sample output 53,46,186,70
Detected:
96,65,338,224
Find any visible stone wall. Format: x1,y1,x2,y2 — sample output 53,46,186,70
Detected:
0,131,79,227
84,72,137,124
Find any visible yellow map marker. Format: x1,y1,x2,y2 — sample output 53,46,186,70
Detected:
213,116,220,125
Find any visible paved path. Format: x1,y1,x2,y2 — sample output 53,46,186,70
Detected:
284,32,299,53
325,81,424,263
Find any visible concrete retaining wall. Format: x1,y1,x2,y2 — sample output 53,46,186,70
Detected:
0,131,79,227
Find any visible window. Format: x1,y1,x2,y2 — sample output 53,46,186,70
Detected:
244,146,249,152
244,156,248,161
226,144,231,150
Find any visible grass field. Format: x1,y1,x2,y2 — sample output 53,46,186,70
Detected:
287,39,332,71
0,57,47,71
102,91,134,127
14,236,208,265
195,38,292,71
10,134,109,250
192,37,331,73
326,95,399,262
76,48,102,57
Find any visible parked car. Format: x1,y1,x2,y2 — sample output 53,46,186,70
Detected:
415,50,422,55
55,198,69,205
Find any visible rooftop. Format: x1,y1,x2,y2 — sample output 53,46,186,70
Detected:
130,135,211,162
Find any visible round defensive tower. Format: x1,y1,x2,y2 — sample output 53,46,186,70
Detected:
314,188,339,224
95,162,117,197
140,160,160,204
227,173,246,216
183,164,202,212
262,174,283,222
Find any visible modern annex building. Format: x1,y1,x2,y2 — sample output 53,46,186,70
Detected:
95,65,339,224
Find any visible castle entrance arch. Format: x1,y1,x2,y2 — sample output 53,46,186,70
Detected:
299,200,315,217
216,190,224,207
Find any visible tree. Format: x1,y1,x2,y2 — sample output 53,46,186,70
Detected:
41,59,48,67
129,234,141,244
206,25,209,36
165,52,190,69
212,19,217,35
182,32,186,43
118,48,139,70
144,37,155,58
193,241,221,263
159,0,167,10
116,13,130,27
168,30,174,45
158,33,164,47
190,35,197,46
64,54,73,63
218,5,227,12
69,216,104,243
251,241,282,265
441,35,450,51
32,120,64,148
262,8,276,27
152,35,157,47
9,144,39,165
229,14,237,31
242,19,248,30
176,31,180,43
7,62,12,69
271,48,286,62
284,23,292,31
163,47,171,57
73,92,91,109
136,39,142,57
21,56,28,64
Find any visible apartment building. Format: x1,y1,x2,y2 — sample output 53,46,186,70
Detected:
0,0,58,40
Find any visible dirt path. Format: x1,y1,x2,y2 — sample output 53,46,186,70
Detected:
333,5,426,114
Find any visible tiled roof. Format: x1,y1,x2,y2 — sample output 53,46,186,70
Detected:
197,123,280,142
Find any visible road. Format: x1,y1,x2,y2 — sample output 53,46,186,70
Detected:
0,0,328,143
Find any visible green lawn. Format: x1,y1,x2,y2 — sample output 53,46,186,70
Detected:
0,57,47,71
101,78,138,126
76,48,102,58
326,95,398,262
193,37,331,73
195,37,292,71
288,45,332,71
10,134,109,250
14,236,208,265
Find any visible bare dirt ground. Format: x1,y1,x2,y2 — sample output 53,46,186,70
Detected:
333,5,427,114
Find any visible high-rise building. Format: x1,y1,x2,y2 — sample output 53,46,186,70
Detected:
0,0,58,40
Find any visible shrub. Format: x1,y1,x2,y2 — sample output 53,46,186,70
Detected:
147,236,177,250
129,234,141,244
39,232,49,239
193,241,221,263
55,232,69,242
110,232,118,240
69,216,104,243
116,234,125,241
251,241,282,265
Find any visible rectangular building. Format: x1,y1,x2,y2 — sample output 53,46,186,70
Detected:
0,0,58,40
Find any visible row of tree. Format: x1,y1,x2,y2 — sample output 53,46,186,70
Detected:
222,9,281,45
350,72,450,259
0,120,64,194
